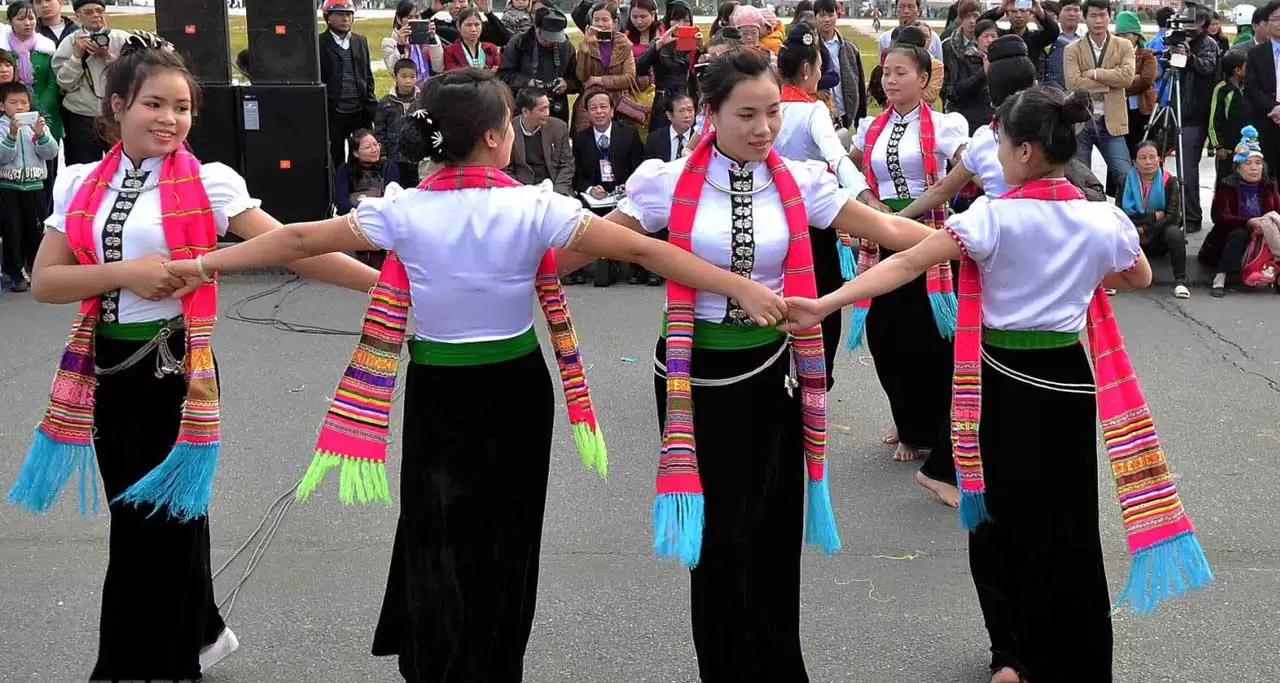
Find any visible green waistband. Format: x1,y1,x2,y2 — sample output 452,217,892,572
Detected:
408,327,538,367
882,197,914,211
96,318,182,341
983,328,1080,350
660,313,785,350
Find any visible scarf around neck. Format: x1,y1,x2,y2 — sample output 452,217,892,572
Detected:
8,31,36,86
952,178,1212,615
8,144,221,520
654,134,837,568
1121,167,1165,216
297,166,607,505
845,103,957,351
779,83,858,281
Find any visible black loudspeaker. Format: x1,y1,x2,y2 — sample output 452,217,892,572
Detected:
188,84,241,171
156,0,231,84
237,85,332,225
246,0,321,84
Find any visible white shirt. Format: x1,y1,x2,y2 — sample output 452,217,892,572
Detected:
593,123,613,150
878,28,944,60
46,159,258,323
668,125,691,162
619,149,848,322
776,100,868,196
823,35,845,118
960,124,1010,197
853,107,969,199
356,184,585,342
332,30,351,50
945,194,1141,332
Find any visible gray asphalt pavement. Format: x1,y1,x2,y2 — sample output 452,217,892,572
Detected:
1,272,1278,682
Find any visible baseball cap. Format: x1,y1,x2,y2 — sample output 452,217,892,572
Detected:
536,8,568,43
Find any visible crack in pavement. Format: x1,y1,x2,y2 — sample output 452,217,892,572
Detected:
1147,295,1280,395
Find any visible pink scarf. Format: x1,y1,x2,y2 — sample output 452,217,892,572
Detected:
952,178,1213,614
8,31,36,86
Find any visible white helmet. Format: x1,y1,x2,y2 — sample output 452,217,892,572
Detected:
1232,4,1257,26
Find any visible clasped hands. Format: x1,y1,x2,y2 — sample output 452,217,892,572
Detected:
121,255,204,301
732,278,829,333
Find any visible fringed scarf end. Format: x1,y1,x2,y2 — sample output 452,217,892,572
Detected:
652,492,704,568
7,427,99,515
114,441,219,521
957,489,992,532
297,451,392,505
837,241,857,281
844,305,868,352
804,472,841,556
572,421,608,477
1115,531,1214,615
928,291,958,339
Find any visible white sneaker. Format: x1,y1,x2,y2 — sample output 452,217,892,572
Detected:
1173,284,1191,299
200,627,239,673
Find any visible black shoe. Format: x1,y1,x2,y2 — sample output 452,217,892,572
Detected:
9,279,29,292
646,273,663,286
593,259,616,287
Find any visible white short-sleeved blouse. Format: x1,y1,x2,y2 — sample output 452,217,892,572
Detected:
618,148,849,322
960,124,1012,197
47,158,259,323
355,183,586,342
853,106,969,199
945,194,1142,333
775,100,869,195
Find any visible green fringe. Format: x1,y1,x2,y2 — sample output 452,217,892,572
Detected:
296,451,392,505
573,422,608,478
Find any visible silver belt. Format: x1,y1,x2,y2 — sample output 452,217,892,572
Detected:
96,323,186,378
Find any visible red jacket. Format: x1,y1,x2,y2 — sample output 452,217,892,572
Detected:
1201,174,1280,266
442,40,501,71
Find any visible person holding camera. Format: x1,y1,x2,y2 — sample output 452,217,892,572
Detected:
499,6,579,125
381,0,444,84
977,0,1062,74
1170,2,1222,234
50,0,127,165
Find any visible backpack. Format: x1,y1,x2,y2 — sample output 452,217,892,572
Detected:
1240,231,1278,288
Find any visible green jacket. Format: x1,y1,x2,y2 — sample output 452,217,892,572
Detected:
9,34,63,140
1233,27,1255,46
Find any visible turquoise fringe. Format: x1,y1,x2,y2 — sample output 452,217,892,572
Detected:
7,427,99,515
804,469,841,556
844,306,868,352
957,489,992,532
928,291,958,339
653,492,704,568
1116,531,1214,616
837,241,857,281
114,441,219,521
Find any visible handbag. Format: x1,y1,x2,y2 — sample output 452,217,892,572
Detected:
615,87,651,127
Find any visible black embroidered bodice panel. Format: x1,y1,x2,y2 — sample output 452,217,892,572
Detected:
722,167,756,326
99,169,151,323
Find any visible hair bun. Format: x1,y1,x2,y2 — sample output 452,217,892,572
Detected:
987,34,1028,63
1058,90,1093,126
121,30,173,57
785,23,816,48
893,25,927,49
401,108,447,163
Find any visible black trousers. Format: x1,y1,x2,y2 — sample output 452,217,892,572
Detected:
372,350,554,683
63,109,106,166
1142,222,1189,282
1218,226,1251,272
0,188,47,279
653,337,808,683
328,109,373,173
89,333,225,682
809,226,844,391
968,343,1112,682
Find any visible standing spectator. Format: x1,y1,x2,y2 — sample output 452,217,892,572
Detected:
501,0,535,37
1245,2,1280,182
1040,0,1080,90
1147,6,1176,106
0,81,56,292
626,0,664,63
1120,140,1189,298
709,1,739,38
636,1,696,131
1114,11,1156,159
505,86,574,196
34,0,76,46
571,3,636,133
499,7,578,125
1235,6,1270,48
442,8,501,71
730,5,771,52
878,0,944,60
1066,0,1135,194
374,58,421,187
978,0,1061,75
814,0,867,131
1210,49,1251,182
1208,12,1231,55
1055,0,1083,39
51,0,127,165
430,0,510,47
941,1,993,134
1173,3,1221,233
381,0,443,83
757,5,786,55
319,0,377,173
7,1,59,208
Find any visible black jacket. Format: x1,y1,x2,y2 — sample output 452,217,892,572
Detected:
1176,31,1222,125
941,36,992,134
1245,40,1280,144
431,10,510,47
643,124,696,162
319,30,377,118
573,121,644,193
373,91,416,163
977,8,1061,71
637,42,694,99
499,29,579,124
38,18,77,46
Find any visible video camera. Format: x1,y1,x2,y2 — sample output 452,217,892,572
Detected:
1160,1,1209,59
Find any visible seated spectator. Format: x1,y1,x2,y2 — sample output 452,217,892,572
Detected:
571,89,643,286
1203,127,1280,296
334,129,399,267
504,86,574,196
1120,140,1188,298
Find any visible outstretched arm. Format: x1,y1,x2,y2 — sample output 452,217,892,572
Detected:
186,212,378,287
897,164,975,219
830,196,936,250
225,209,380,291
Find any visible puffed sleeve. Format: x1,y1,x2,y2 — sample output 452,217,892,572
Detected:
201,163,263,236
960,125,990,176
1109,204,1143,272
944,195,998,263
934,111,971,161
44,163,93,232
530,185,589,248
353,189,408,252
788,158,850,229
617,158,676,234
852,116,875,153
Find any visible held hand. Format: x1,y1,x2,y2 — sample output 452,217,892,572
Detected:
123,254,189,301
734,278,788,327
590,185,608,199
162,259,209,299
73,34,91,58
32,116,45,138
1171,44,1187,56
8,117,17,139
658,26,678,46
777,296,828,332
397,23,412,45
584,26,599,44
552,77,568,94
1154,210,1164,221
585,76,603,88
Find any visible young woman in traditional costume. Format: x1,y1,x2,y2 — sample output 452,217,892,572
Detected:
773,22,867,388
164,68,790,683
848,26,969,503
558,48,939,682
784,86,1213,683
7,33,380,681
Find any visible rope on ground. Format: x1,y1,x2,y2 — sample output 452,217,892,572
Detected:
213,479,299,620
225,275,363,336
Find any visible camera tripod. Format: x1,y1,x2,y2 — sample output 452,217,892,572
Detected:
1141,60,1190,233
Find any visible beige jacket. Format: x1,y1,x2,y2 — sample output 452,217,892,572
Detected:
1064,33,1135,136
52,28,131,118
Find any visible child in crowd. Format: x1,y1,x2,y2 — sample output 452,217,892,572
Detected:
501,0,534,36
0,80,56,292
0,51,17,84
1209,49,1250,182
335,128,399,268
1203,126,1280,296
1120,140,1188,298
374,58,421,187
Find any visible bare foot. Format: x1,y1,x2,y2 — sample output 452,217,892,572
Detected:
892,442,922,461
882,424,899,445
915,471,960,508
990,667,1021,683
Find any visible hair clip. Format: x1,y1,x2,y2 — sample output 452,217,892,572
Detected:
801,32,814,46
